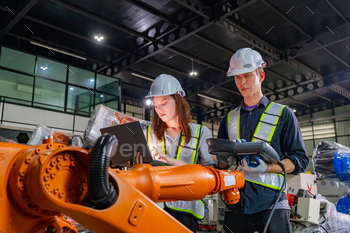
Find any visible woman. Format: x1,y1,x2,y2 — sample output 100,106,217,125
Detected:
134,74,217,232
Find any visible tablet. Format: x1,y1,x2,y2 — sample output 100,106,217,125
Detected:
100,121,153,165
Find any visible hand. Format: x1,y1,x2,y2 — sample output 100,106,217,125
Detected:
133,151,143,165
235,139,246,165
151,147,169,163
241,155,268,173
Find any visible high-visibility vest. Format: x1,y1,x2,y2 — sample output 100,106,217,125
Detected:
227,102,286,191
146,123,206,220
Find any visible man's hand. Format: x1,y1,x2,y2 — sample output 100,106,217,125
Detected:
241,155,268,173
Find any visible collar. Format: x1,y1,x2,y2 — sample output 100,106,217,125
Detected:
240,95,269,111
164,132,181,142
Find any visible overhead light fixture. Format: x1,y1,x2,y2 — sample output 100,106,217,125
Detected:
146,99,152,106
94,35,104,42
131,72,154,81
90,79,94,82
30,41,87,60
293,108,296,112
100,95,104,97
189,58,198,76
40,66,48,70
197,93,223,103
70,87,74,90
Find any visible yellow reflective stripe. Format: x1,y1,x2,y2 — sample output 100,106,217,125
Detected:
245,179,283,191
198,200,205,206
267,105,286,143
195,125,202,148
227,111,232,132
251,121,262,142
237,108,241,139
147,125,151,148
161,136,166,154
166,206,203,220
176,136,184,160
265,102,274,112
267,126,276,143
190,125,201,164
191,144,197,164
252,103,272,142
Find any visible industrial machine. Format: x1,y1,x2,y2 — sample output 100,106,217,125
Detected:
0,134,245,233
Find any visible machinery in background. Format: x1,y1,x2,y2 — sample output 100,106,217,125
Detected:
312,141,350,212
198,193,226,232
0,134,245,233
287,141,350,233
287,173,320,224
198,193,219,232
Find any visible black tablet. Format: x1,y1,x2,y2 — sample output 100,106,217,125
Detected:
100,121,153,165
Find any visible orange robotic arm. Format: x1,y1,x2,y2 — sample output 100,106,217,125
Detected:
0,134,244,233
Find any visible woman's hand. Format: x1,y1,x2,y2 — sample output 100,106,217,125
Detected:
133,151,143,165
151,147,169,163
151,147,187,166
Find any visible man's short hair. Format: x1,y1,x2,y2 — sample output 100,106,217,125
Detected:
256,67,264,76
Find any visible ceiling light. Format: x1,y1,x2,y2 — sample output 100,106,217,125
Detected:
293,108,296,112
146,99,152,106
94,35,104,42
197,94,223,103
90,79,94,82
100,95,104,97
131,72,154,81
189,59,198,76
70,87,73,90
30,41,87,60
40,66,47,70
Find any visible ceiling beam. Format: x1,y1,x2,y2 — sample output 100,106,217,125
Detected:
95,0,258,75
0,0,40,39
324,0,350,24
218,18,325,85
316,41,350,69
329,84,350,99
23,15,126,54
262,0,313,39
124,0,181,27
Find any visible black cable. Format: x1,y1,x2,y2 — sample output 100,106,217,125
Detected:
320,212,326,224
320,225,329,233
263,161,286,233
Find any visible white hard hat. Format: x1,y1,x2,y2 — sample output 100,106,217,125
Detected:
227,48,266,77
145,74,185,98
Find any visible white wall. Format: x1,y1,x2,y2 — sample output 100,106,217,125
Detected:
1,103,89,134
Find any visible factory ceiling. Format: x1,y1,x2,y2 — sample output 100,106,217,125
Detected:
1,0,350,122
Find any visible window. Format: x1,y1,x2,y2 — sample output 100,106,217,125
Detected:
300,122,335,140
0,47,121,116
0,47,35,74
67,85,94,115
95,92,119,111
33,78,65,111
68,66,95,89
0,69,33,104
96,74,120,95
36,57,67,82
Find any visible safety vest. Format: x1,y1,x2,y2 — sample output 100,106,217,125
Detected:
227,102,286,191
146,123,206,220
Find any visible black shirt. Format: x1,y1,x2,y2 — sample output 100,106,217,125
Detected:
218,96,309,214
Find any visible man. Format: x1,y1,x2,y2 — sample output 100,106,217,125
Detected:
217,48,309,233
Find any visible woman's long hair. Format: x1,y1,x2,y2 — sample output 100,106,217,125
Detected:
151,94,192,144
